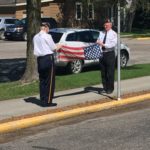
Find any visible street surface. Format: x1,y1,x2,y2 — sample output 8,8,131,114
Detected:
121,38,150,65
0,38,150,65
0,38,150,82
0,101,150,149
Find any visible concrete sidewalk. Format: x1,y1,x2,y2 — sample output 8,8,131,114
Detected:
0,76,150,121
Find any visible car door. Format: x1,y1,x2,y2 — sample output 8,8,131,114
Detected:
64,30,100,64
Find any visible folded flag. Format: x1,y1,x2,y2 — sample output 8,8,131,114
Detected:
57,44,103,62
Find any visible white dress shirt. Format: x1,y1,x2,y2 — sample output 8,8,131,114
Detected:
98,29,117,49
33,31,57,57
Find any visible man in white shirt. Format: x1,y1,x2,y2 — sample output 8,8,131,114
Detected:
97,19,117,94
33,23,60,107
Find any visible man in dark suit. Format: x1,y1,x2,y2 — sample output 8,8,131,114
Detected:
97,19,117,94
33,23,61,107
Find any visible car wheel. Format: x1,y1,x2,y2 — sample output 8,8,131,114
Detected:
120,50,129,68
67,60,83,74
0,30,5,40
23,32,27,41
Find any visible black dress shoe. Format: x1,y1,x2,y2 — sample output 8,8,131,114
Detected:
47,103,57,107
41,102,57,107
99,89,107,94
106,90,113,94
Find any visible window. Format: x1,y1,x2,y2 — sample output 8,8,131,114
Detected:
76,2,82,20
5,19,18,24
66,31,99,43
77,31,95,43
88,3,94,20
66,33,77,41
50,32,63,43
90,31,99,42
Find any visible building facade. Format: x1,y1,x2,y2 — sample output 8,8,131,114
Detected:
0,0,114,29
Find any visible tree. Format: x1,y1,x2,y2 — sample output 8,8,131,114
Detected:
123,0,149,32
123,0,138,32
21,0,41,83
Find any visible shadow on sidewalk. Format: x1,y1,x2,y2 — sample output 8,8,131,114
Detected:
0,58,26,82
54,86,113,99
24,97,42,106
24,87,114,107
32,146,58,150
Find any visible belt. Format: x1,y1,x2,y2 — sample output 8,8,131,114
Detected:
103,47,115,53
38,54,53,59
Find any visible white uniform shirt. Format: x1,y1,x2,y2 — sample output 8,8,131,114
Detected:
33,31,57,57
98,29,117,49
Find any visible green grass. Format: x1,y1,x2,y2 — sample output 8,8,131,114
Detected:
121,29,150,38
0,63,150,100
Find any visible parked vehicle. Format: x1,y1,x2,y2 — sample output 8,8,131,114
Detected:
50,28,130,74
0,17,18,40
4,17,57,41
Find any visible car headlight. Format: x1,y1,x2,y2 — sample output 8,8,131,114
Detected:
15,27,23,32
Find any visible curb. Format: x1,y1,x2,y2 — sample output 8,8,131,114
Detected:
0,93,150,133
136,37,150,40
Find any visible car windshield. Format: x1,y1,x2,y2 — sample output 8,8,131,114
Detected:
49,32,63,43
15,18,26,25
5,19,17,24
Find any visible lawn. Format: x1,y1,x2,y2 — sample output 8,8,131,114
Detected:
121,29,150,38
0,63,150,100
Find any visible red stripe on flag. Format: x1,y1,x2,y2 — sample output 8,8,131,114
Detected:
58,55,85,60
57,45,85,62
62,45,84,50
58,49,84,55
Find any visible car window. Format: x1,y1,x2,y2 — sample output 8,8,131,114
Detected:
4,19,17,24
77,31,95,43
66,31,96,43
0,19,1,23
49,32,63,43
66,33,77,41
90,31,100,42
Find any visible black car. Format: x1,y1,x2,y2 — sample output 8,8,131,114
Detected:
4,17,57,41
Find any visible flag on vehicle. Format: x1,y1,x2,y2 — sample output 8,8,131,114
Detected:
57,44,103,62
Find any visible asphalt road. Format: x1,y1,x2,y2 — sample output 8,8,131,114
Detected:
0,38,150,65
0,101,150,150
121,38,150,65
0,38,150,82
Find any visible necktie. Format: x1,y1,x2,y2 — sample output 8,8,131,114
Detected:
102,31,107,51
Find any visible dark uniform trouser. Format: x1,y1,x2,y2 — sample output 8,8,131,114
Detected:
37,54,55,104
99,50,115,92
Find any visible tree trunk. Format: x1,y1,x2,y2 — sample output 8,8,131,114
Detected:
123,0,137,32
21,0,41,83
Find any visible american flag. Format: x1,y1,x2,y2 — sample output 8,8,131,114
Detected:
57,44,103,62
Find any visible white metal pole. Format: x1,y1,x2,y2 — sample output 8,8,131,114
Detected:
117,0,121,100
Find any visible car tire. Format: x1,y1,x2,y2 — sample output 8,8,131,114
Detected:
23,32,27,41
120,50,129,68
67,60,83,74
0,30,5,40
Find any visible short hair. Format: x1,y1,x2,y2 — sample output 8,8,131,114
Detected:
104,18,111,24
41,22,50,29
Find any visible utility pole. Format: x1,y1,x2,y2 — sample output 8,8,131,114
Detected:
117,0,121,100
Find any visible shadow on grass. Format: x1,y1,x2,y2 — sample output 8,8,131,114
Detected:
56,65,99,76
121,65,142,70
0,58,100,82
0,58,26,83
